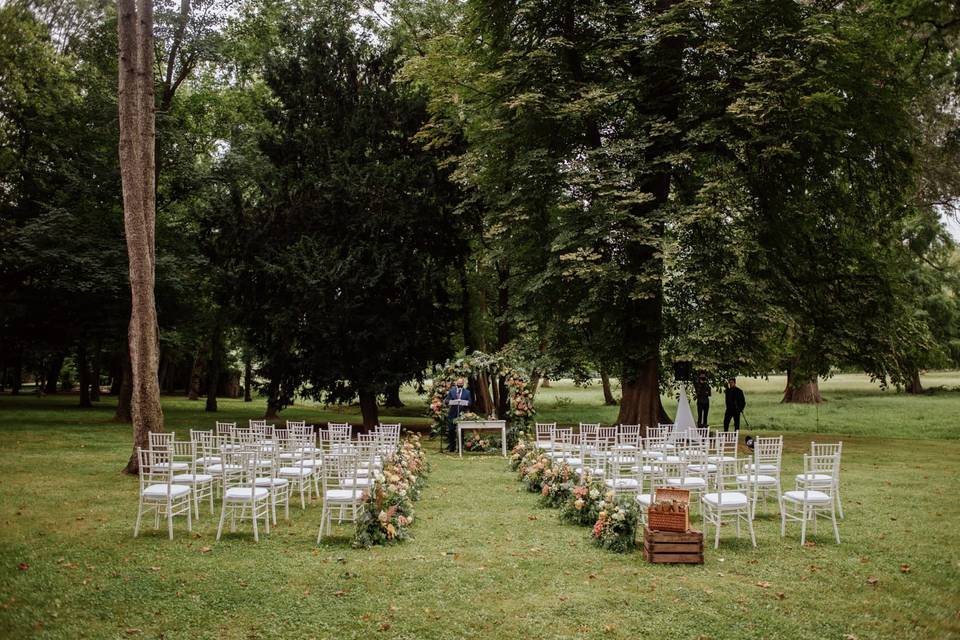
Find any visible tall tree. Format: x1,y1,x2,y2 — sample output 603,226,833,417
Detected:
118,0,163,472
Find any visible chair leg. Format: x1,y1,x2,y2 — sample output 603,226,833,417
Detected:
714,512,721,549
134,502,143,538
217,503,228,540
747,510,756,547
836,489,844,519
168,502,174,541
187,499,193,533
831,503,840,544
264,501,270,535
252,506,259,543
209,487,215,515
800,504,808,546
779,501,786,537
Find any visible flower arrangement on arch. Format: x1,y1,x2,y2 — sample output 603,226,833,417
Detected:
591,496,640,553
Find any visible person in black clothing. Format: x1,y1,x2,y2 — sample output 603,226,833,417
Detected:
723,377,746,432
693,371,711,428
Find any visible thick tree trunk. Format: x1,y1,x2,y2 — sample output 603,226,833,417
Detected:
113,348,133,422
187,354,202,400
906,369,923,394
600,368,618,405
617,356,669,430
530,373,541,399
205,320,222,412
265,376,282,419
243,355,253,402
44,352,65,394
472,373,494,416
384,383,404,407
782,370,822,404
90,341,102,401
78,344,92,408
358,388,379,432
119,0,163,474
541,378,551,388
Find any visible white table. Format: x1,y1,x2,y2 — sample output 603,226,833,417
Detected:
457,420,507,457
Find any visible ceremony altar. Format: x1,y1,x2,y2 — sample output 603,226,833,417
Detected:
457,419,507,457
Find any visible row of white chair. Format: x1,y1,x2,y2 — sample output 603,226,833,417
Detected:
134,423,401,541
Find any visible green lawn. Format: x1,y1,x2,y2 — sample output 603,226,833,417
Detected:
1,376,959,639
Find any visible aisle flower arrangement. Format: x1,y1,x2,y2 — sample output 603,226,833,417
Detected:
591,496,640,553
510,440,531,471
508,443,638,554
463,430,501,453
353,434,429,548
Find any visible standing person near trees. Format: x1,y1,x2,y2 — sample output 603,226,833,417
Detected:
694,371,711,428
723,377,746,433
444,377,472,453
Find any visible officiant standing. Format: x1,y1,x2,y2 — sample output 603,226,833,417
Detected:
694,370,711,428
444,377,472,453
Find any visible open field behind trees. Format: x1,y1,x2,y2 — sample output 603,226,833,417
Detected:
2,375,960,639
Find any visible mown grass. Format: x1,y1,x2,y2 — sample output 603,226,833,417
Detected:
1,376,959,639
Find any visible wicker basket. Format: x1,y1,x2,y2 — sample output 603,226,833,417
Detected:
647,487,690,533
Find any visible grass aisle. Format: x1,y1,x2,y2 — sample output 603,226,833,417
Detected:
1,394,959,638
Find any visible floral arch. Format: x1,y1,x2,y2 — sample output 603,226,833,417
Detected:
427,351,536,445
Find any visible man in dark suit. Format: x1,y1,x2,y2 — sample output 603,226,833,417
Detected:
723,377,746,433
693,371,711,428
444,377,472,452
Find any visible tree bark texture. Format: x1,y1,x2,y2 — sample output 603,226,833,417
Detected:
205,320,222,412
243,355,253,402
90,342,102,401
358,388,379,431
384,383,404,407
187,354,202,400
600,368,618,405
906,369,923,394
119,0,163,474
113,347,133,422
45,352,65,394
782,370,822,403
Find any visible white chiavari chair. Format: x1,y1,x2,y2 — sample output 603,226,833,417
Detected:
781,452,841,545
634,449,666,525
253,441,291,524
795,442,844,518
738,435,783,515
277,435,316,509
616,425,641,452
148,432,189,473
548,427,573,463
701,454,756,549
535,423,556,450
317,447,363,542
206,435,242,498
216,449,271,542
170,440,215,517
134,447,192,540
604,447,640,497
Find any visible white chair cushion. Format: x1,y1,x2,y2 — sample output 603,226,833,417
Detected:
639,450,666,459
736,474,777,485
172,474,213,484
151,462,189,471
574,467,605,477
224,487,269,501
614,444,637,451
142,484,191,499
703,491,748,507
636,494,654,506
687,463,718,473
278,467,314,477
325,489,361,502
783,489,832,504
206,464,241,474
254,477,289,488
707,455,736,463
535,441,553,450
744,463,778,473
195,456,221,466
666,477,707,489
632,465,663,474
563,457,584,466
278,452,303,461
340,478,372,487
660,455,683,464
604,478,639,489
795,473,832,483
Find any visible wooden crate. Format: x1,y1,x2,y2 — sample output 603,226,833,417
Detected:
642,527,704,564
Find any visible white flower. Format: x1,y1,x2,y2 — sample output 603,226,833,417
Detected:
589,489,600,499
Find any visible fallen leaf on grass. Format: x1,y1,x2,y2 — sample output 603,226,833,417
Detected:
756,581,771,589
124,629,141,635
900,564,911,574
866,577,879,586
17,563,28,571
333,590,347,597
527,515,537,521
378,623,392,632
199,547,211,554
558,595,569,602
389,605,399,612
603,624,617,633
775,592,786,600
149,566,161,572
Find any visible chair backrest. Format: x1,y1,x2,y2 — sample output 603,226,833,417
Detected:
249,419,267,429
803,453,840,496
536,423,556,442
190,429,212,444
618,425,641,447
198,432,226,458
811,442,842,475
286,420,306,430
328,423,352,439
322,448,360,497
215,422,236,437
233,427,255,445
171,440,196,473
579,423,599,438
713,431,738,456
647,425,668,440
138,447,173,498
149,431,174,450
755,436,783,469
